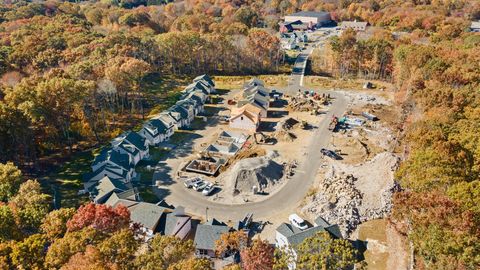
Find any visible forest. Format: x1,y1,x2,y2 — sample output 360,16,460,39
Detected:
0,0,479,269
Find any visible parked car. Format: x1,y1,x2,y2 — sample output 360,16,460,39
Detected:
202,183,216,196
289,214,308,230
184,177,202,188
320,148,341,160
193,180,208,191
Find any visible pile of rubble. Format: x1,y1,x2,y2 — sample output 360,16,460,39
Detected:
272,117,299,142
302,152,400,236
288,96,322,112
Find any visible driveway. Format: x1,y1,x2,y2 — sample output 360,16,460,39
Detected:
152,31,346,224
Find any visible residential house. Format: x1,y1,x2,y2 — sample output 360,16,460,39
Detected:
104,191,141,208
275,218,342,269
128,202,173,238
193,74,215,93
85,163,134,183
139,118,173,146
186,90,207,114
85,176,135,204
243,85,271,98
238,93,269,118
157,112,178,131
244,78,264,88
176,99,196,122
340,21,368,31
166,105,191,129
229,103,262,133
91,148,133,173
112,131,149,165
194,219,230,258
164,206,193,240
185,81,211,96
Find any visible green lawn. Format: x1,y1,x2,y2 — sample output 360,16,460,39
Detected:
42,149,101,208
136,147,168,203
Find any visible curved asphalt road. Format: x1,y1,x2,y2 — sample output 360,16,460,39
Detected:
155,33,346,221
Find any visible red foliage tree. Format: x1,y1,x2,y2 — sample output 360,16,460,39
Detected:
67,203,130,233
240,239,274,270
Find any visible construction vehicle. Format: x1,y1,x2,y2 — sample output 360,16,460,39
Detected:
328,116,338,131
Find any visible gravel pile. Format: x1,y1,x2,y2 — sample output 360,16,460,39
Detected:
222,151,284,194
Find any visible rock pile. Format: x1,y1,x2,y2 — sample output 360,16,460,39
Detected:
302,152,400,237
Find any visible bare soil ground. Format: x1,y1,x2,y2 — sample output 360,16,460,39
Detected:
174,93,327,205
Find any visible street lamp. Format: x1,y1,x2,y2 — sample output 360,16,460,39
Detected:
205,207,209,222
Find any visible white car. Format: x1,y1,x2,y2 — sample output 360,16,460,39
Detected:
193,180,208,191
202,183,216,196
289,214,308,230
184,177,202,188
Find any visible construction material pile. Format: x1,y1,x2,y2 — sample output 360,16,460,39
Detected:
222,151,284,195
288,95,322,112
273,117,299,142
302,152,400,236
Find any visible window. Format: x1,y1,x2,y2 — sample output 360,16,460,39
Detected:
241,116,244,120
199,249,208,255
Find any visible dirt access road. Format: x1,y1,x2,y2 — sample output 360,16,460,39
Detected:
153,34,346,224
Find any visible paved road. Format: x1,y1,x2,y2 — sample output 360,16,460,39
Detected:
153,33,346,222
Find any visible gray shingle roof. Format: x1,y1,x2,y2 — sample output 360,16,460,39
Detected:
88,176,132,203
194,219,230,251
276,222,343,247
85,163,128,182
194,74,215,87
92,148,132,170
104,192,139,208
124,131,147,151
128,202,170,232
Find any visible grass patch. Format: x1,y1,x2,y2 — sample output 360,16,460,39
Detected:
136,147,168,203
169,131,193,145
42,149,99,208
142,73,189,117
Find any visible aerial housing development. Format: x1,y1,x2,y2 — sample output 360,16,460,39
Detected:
0,1,478,269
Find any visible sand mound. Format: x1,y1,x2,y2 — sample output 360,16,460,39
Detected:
222,153,284,194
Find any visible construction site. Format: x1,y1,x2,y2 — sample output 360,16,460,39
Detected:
169,79,333,204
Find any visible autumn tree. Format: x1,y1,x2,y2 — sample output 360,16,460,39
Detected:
9,179,50,232
215,230,248,257
134,235,197,269
0,205,18,242
44,228,105,269
0,162,22,202
10,234,47,270
62,246,118,270
97,229,139,269
41,208,76,240
167,257,212,270
66,203,130,234
240,239,274,270
295,231,357,270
